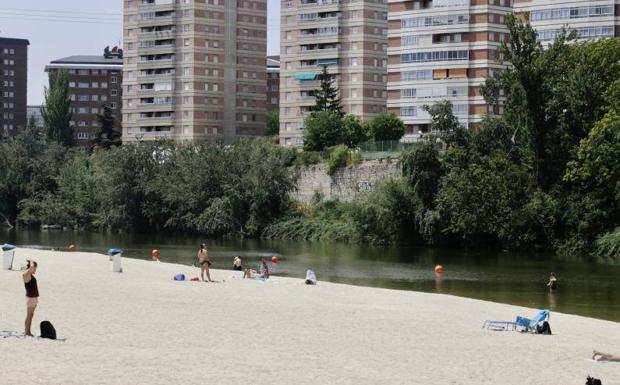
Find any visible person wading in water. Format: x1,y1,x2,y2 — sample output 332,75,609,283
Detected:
23,260,39,336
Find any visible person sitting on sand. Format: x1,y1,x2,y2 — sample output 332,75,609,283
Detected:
547,272,558,291
593,350,620,362
196,244,212,282
233,256,242,271
23,260,39,337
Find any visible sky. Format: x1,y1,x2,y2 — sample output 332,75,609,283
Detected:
0,0,281,105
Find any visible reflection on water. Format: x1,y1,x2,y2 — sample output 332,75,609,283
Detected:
3,228,620,322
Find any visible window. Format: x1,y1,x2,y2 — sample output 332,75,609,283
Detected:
400,106,417,116
111,89,118,96
401,36,418,46
401,50,469,63
101,82,108,88
111,76,118,83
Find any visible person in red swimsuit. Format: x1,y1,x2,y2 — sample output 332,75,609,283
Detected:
23,260,39,336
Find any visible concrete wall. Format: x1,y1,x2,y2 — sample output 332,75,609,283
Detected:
295,160,401,203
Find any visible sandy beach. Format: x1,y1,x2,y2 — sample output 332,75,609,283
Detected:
1,248,619,385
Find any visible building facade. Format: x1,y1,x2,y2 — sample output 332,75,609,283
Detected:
122,0,268,143
267,55,280,113
0,37,29,137
279,0,389,147
514,0,619,45
46,49,123,152
387,0,512,140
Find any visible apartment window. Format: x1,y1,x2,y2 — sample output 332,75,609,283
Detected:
111,89,118,96
92,95,99,101
401,50,469,63
92,82,99,88
401,36,418,46
400,107,417,116
78,82,89,88
401,89,416,98
101,82,108,88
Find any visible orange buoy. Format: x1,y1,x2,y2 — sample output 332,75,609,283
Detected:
271,256,279,264
68,244,76,252
434,265,445,273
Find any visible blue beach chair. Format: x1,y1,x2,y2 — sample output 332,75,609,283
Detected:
482,309,550,332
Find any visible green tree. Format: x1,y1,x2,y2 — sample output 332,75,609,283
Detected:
266,111,280,137
563,111,620,247
423,100,469,147
342,114,368,147
401,140,443,208
368,113,405,141
303,110,344,151
93,104,122,150
313,65,343,116
42,69,74,146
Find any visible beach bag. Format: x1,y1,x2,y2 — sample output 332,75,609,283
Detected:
174,274,186,281
536,321,552,335
40,321,57,340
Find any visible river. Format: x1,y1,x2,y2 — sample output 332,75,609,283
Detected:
3,229,620,322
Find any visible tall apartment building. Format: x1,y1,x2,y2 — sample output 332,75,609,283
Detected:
387,0,512,140
122,0,267,143
279,0,389,147
267,55,280,113
0,37,29,137
515,0,619,44
46,48,123,152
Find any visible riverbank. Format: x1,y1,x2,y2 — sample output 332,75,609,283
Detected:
1,248,619,384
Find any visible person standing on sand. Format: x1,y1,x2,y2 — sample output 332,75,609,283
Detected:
196,244,212,282
23,260,39,336
233,256,242,271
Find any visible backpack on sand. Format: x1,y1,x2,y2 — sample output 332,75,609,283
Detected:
536,321,552,335
40,320,57,340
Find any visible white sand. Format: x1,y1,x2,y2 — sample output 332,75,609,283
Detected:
1,248,619,385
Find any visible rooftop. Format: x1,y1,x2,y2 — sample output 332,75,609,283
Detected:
50,55,123,65
0,37,30,45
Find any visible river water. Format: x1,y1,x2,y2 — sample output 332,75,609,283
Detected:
3,229,620,322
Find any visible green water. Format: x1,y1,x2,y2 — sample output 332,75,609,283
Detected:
3,229,620,322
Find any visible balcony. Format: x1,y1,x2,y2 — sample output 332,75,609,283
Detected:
300,47,340,55
300,0,341,8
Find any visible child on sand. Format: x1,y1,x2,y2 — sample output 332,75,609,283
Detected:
592,350,620,362
23,260,39,336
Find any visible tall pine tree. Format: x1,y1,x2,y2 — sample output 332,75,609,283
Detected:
42,69,74,146
313,65,343,116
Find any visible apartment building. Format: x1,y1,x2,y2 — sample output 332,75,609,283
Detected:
267,55,280,113
515,0,620,44
46,48,123,151
122,0,268,143
280,0,389,147
0,37,29,137
27,105,44,128
387,0,512,140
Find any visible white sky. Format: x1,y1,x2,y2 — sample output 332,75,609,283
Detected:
0,0,281,105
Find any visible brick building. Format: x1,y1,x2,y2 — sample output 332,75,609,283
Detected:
45,48,123,151
267,55,280,113
122,0,268,143
0,37,29,137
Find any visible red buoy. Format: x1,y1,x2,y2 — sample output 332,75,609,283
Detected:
271,256,279,264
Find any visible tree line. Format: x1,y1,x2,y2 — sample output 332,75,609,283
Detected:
1,15,618,259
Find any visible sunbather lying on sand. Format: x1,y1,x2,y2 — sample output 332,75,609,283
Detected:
593,350,620,362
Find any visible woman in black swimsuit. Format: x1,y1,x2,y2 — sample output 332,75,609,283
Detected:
23,260,39,336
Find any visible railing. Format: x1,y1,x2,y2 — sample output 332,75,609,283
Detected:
357,140,421,160
300,0,341,7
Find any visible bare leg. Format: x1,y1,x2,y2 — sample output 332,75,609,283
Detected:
205,265,212,282
593,350,620,362
200,265,206,281
25,306,36,336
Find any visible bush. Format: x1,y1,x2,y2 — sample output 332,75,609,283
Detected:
594,227,620,259
326,145,349,175
296,150,322,166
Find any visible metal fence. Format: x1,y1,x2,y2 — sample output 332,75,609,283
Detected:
357,140,422,160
